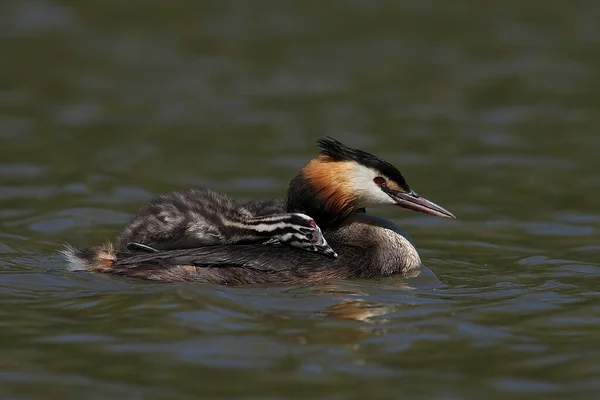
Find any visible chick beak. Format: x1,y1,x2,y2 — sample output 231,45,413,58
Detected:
312,228,339,258
389,190,455,219
319,245,339,259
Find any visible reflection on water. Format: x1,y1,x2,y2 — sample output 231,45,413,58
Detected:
2,0,600,398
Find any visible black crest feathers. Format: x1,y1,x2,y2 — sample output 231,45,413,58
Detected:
317,137,410,191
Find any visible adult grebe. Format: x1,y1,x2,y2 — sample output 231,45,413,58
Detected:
63,138,455,285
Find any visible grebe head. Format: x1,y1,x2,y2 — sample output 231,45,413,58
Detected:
262,213,338,258
287,137,455,226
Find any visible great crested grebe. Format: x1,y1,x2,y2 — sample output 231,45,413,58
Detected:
63,138,455,285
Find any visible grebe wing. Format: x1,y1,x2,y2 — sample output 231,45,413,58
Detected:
144,233,223,251
113,244,338,273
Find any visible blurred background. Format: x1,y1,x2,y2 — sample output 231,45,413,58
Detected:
1,1,599,399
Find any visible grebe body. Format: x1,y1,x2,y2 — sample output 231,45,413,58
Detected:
91,212,421,284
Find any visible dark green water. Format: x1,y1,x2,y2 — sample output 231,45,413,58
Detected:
2,1,600,399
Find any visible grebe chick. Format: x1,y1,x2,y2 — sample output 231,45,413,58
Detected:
117,188,337,258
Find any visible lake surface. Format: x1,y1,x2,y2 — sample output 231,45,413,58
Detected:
1,1,600,399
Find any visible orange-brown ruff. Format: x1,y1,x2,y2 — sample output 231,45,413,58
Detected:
63,138,455,285
303,157,357,219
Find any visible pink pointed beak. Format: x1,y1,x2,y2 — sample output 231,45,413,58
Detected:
389,190,455,219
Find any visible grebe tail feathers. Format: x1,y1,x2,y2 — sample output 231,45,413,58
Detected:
62,243,116,273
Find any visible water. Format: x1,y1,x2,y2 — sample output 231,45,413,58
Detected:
1,1,600,398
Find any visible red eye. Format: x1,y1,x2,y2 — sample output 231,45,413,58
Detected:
373,176,386,185
310,220,316,227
